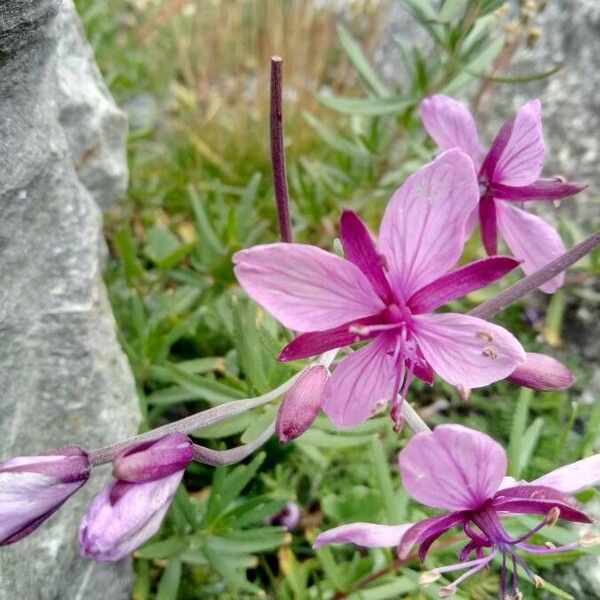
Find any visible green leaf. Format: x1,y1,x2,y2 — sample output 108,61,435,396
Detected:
304,112,371,160
136,537,188,559
347,577,415,600
114,225,144,283
188,185,226,262
370,437,405,524
144,226,192,268
438,0,467,22
221,495,288,528
200,540,260,593
466,63,564,84
205,527,286,554
155,558,182,600
336,24,390,98
508,388,533,478
240,405,277,443
318,94,414,116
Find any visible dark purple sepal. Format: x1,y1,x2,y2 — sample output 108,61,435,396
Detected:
479,195,498,255
407,256,520,313
492,179,587,202
340,209,393,302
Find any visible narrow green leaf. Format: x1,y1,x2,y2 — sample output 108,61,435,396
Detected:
318,94,414,116
438,0,468,23
508,388,533,478
155,559,182,600
370,437,404,524
304,112,371,159
136,537,188,559
188,185,225,259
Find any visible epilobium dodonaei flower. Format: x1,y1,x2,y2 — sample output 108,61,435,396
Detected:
0,446,91,545
79,433,193,561
235,150,525,429
315,425,600,598
421,95,585,293
276,365,329,443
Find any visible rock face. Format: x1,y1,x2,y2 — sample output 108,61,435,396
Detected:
0,1,137,598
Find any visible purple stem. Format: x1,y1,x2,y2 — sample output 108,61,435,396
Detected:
270,56,293,243
469,231,600,320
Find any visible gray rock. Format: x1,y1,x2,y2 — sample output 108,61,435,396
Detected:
0,1,138,599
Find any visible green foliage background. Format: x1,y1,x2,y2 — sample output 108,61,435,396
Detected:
75,1,600,598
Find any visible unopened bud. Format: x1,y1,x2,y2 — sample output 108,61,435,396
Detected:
439,586,456,598
506,352,574,391
580,533,600,547
546,506,561,527
276,366,329,443
268,502,301,530
419,571,441,585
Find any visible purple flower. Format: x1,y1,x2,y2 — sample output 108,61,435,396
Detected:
79,433,193,561
234,150,525,429
315,425,600,598
276,365,329,443
269,502,301,530
0,445,91,545
421,95,586,293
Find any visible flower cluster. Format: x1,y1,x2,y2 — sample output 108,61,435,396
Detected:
0,92,596,600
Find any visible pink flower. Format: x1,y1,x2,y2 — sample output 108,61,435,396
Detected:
234,150,525,429
0,446,91,545
79,433,193,561
315,425,600,598
421,95,586,293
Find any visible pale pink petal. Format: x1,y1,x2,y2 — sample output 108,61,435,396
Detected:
322,334,397,429
399,424,507,511
233,244,385,332
532,454,600,495
496,202,565,293
420,95,483,163
483,99,544,186
379,149,479,297
314,522,413,549
411,313,525,388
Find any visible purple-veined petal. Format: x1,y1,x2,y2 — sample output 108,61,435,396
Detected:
276,365,329,443
314,522,413,549
411,313,526,388
113,433,193,483
340,210,393,302
322,333,397,429
408,256,520,314
233,244,385,332
398,511,468,559
379,149,479,298
278,316,380,362
399,425,507,511
507,352,574,391
79,471,183,561
492,178,586,201
496,202,565,293
420,95,483,163
532,454,600,495
479,194,498,255
481,99,544,186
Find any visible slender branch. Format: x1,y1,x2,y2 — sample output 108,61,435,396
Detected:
469,231,600,320
270,56,292,243
193,422,276,466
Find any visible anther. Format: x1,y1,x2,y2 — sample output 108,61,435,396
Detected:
580,533,600,547
511,591,523,600
349,325,369,337
545,541,556,549
419,571,441,585
546,506,560,527
482,347,498,359
439,586,456,598
533,575,545,589
476,331,494,342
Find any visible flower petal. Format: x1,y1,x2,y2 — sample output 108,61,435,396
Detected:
420,95,483,163
411,313,526,388
322,334,397,429
314,522,413,549
479,194,498,255
481,99,544,186
397,512,467,559
278,316,381,361
399,424,507,511
340,209,393,302
532,454,600,495
379,149,479,297
408,256,520,314
234,244,385,331
496,202,565,293
492,178,586,201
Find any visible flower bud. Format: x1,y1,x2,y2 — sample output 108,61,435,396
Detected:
79,434,193,561
0,445,91,545
268,501,301,530
506,352,574,391
113,433,193,482
276,366,328,443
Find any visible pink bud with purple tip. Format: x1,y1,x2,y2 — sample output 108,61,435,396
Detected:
276,365,328,443
0,445,91,545
79,433,193,561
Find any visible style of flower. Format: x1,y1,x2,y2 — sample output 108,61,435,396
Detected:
79,433,193,561
315,425,600,599
234,149,526,429
421,95,585,293
0,445,91,545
